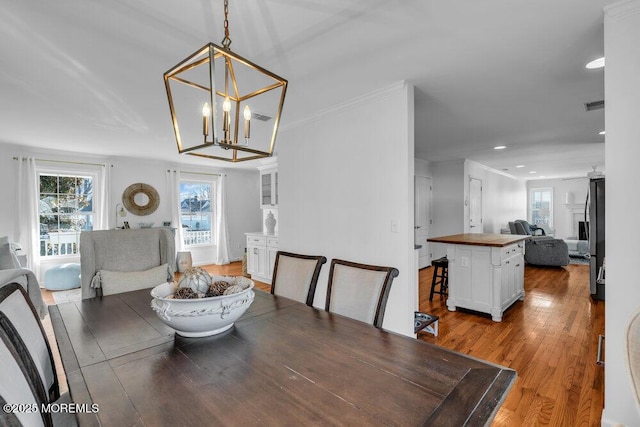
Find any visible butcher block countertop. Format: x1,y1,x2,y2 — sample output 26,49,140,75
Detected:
427,233,528,247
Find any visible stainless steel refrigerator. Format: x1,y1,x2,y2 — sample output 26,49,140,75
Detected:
587,178,605,300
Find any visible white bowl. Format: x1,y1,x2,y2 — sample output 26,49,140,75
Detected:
150,276,255,337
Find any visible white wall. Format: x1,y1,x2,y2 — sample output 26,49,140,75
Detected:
429,160,465,259
526,177,589,240
278,81,416,337
602,1,640,425
0,142,261,280
464,160,527,235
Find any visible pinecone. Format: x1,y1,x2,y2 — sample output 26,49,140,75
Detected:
175,287,198,299
206,281,230,297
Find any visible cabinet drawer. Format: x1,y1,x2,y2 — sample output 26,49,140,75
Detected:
247,235,266,246
501,244,523,259
267,237,278,247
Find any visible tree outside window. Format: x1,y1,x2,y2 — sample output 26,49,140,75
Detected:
39,174,94,257
180,181,214,246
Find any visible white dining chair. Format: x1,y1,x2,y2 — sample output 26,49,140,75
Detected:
0,283,59,402
325,259,399,328
271,251,327,306
0,323,50,427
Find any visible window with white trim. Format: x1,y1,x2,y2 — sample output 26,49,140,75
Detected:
180,180,215,246
529,187,553,228
38,173,95,257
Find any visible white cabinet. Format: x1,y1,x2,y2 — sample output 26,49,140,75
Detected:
259,167,278,208
245,233,278,284
436,237,526,322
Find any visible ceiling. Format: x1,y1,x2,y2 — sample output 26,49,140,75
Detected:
0,0,613,179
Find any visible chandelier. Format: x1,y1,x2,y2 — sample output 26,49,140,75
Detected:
164,0,287,162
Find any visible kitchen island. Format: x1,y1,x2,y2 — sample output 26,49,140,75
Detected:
427,233,528,322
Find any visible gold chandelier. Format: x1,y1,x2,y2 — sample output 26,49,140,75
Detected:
164,0,287,162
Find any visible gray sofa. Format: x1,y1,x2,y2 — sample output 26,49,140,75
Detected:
80,228,175,299
508,221,570,267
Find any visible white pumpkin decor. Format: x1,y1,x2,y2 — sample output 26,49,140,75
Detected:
178,267,212,294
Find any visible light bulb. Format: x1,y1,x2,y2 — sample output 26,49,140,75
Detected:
223,97,231,112
243,105,251,120
202,102,211,117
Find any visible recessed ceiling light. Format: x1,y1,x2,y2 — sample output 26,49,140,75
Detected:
586,57,605,69
516,165,525,168
494,145,506,150
599,130,606,135
529,171,537,174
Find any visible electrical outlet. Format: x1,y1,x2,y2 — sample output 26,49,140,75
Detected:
460,257,469,267
391,219,399,233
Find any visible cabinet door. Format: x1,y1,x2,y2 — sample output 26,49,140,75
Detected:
267,246,278,280
261,173,272,207
260,170,278,208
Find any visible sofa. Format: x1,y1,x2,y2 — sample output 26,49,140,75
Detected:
80,228,176,299
508,221,570,267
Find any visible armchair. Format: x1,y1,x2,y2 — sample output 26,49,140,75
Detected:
80,229,175,299
514,219,546,236
508,220,569,266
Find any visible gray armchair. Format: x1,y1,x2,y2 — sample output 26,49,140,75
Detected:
514,219,546,236
509,220,569,266
80,229,175,299
523,236,570,267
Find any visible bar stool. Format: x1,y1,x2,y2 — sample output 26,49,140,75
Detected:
429,256,448,301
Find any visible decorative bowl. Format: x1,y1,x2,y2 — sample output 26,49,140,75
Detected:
150,276,255,337
138,222,154,228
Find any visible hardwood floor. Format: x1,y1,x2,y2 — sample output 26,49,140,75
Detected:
418,263,605,426
42,262,603,425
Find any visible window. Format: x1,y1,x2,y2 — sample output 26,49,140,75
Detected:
180,180,215,246
529,187,553,228
39,174,94,257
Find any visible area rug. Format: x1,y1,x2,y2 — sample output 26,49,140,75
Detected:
569,256,590,265
52,288,81,304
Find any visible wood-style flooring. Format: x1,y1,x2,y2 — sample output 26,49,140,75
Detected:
419,263,605,426
41,262,604,426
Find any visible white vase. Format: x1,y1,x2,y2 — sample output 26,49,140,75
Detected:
176,251,192,273
265,211,276,235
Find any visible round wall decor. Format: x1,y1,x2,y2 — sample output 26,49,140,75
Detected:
122,183,159,216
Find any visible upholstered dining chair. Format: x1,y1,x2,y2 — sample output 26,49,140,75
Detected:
627,309,640,407
271,251,327,306
0,320,52,427
0,283,59,402
325,259,399,328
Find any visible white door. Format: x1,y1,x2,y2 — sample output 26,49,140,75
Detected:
469,177,483,234
415,176,432,269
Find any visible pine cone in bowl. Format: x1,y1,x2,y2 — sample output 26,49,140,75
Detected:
206,281,230,297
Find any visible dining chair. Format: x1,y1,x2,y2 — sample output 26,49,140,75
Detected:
0,321,52,427
0,283,59,402
271,251,327,306
325,259,399,328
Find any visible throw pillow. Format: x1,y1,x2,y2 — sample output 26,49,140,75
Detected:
98,263,170,296
0,243,20,270
0,236,9,247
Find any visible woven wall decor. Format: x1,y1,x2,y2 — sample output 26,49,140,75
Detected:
122,183,159,216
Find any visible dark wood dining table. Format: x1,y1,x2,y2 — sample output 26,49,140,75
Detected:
49,288,516,426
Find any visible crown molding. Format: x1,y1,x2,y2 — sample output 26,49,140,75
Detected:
605,0,640,21
280,81,410,131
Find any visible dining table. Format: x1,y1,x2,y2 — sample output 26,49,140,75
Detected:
49,287,516,426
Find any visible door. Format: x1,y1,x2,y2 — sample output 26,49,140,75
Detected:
469,177,483,234
415,176,432,269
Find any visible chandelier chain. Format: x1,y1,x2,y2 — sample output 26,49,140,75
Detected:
222,0,232,49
